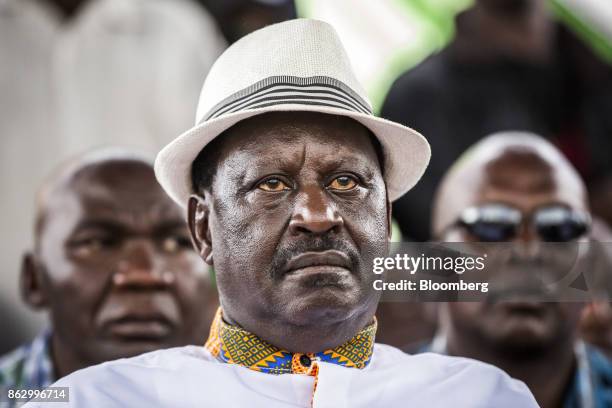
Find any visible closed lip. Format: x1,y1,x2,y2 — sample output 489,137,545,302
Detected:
109,314,172,325
104,314,174,339
284,250,351,274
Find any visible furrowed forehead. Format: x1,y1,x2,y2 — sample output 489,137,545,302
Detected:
482,148,556,194
220,112,375,152
191,112,383,193
37,160,179,237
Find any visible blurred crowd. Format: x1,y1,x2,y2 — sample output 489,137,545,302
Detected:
1,0,612,407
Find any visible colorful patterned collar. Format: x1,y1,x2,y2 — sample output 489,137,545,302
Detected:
205,308,376,375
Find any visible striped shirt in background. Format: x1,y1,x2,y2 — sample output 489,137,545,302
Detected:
0,331,54,408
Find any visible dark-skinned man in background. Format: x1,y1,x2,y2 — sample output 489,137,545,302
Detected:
382,0,612,242
26,20,536,407
427,132,612,408
0,150,218,406
0,0,225,358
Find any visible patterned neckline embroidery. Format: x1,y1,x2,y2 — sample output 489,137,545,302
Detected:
205,308,376,375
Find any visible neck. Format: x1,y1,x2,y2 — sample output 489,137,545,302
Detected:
46,0,84,21
223,307,376,353
50,334,88,379
453,2,555,63
446,332,576,408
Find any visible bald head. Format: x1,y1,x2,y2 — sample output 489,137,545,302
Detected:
432,132,588,238
34,149,154,245
437,134,589,365
24,148,218,376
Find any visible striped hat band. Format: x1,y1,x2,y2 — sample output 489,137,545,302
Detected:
201,75,372,122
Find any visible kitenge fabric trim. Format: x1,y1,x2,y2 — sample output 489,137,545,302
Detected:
204,308,376,375
201,75,373,122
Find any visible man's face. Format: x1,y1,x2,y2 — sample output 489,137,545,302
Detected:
32,161,217,365
443,149,585,355
190,112,389,346
478,0,538,17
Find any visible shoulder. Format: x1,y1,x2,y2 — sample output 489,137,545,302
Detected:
0,331,51,389
381,51,451,121
0,343,30,386
60,346,217,390
372,342,501,375
62,345,215,380
586,344,612,368
35,346,219,406
585,344,612,387
368,343,538,407
385,52,449,98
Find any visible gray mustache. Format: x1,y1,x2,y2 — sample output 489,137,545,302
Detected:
269,237,359,280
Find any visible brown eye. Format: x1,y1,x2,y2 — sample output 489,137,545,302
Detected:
328,175,357,191
161,236,192,253
258,178,290,192
77,239,104,256
70,237,116,258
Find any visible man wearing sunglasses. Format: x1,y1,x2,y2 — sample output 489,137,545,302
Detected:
428,132,612,408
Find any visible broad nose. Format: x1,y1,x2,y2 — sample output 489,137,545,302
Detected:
113,239,174,289
512,224,541,259
289,187,344,236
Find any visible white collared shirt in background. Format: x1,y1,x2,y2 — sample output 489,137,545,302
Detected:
0,0,225,343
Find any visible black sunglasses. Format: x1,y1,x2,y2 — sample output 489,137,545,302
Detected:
456,204,591,242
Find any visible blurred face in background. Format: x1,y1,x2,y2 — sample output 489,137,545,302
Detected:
23,160,217,374
478,0,538,17
47,0,87,19
441,146,587,356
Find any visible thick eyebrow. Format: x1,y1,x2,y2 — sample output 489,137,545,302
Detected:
70,218,187,236
70,219,127,235
322,155,378,175
237,153,379,180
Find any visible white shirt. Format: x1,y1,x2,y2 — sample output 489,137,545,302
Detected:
0,0,225,341
53,0,226,155
25,343,537,407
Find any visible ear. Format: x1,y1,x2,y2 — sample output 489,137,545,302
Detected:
20,252,49,310
188,194,214,265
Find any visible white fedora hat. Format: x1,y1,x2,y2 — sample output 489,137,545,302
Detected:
155,18,430,206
